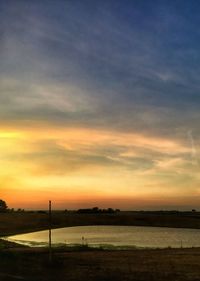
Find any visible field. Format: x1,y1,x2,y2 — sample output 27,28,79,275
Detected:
1,210,200,236
1,211,200,281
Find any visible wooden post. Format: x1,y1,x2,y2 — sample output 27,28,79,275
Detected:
49,200,52,262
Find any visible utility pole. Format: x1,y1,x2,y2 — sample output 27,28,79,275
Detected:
49,200,52,263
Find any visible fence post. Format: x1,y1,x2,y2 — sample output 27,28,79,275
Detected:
49,200,52,262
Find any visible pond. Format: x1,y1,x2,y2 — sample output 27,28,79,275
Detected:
3,225,200,248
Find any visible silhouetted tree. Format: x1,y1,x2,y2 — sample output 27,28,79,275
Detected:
0,199,8,212
77,207,118,214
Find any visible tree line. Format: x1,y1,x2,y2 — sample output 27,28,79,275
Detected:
77,207,120,214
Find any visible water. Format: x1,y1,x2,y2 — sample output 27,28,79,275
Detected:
3,225,200,248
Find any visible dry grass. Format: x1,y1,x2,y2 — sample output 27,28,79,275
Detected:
1,248,200,281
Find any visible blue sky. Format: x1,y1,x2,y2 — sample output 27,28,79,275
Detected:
1,0,200,134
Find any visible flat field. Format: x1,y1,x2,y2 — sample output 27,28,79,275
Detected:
1,211,200,281
1,211,200,236
1,246,200,281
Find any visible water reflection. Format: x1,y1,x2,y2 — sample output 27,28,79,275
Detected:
4,225,200,248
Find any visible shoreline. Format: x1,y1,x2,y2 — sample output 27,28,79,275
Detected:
2,236,200,252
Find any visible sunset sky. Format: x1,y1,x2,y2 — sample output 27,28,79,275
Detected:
1,0,200,210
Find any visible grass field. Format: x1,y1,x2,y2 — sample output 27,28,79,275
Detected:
1,246,200,281
1,211,200,236
1,211,200,281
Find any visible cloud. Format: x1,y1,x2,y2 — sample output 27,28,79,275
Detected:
0,126,193,180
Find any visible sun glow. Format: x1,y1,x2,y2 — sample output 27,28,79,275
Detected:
0,124,196,209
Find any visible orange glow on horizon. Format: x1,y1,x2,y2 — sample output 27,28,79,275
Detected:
0,125,198,210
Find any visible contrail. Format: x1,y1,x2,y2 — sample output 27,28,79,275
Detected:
187,130,198,164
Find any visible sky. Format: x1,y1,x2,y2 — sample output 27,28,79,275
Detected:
0,0,200,210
